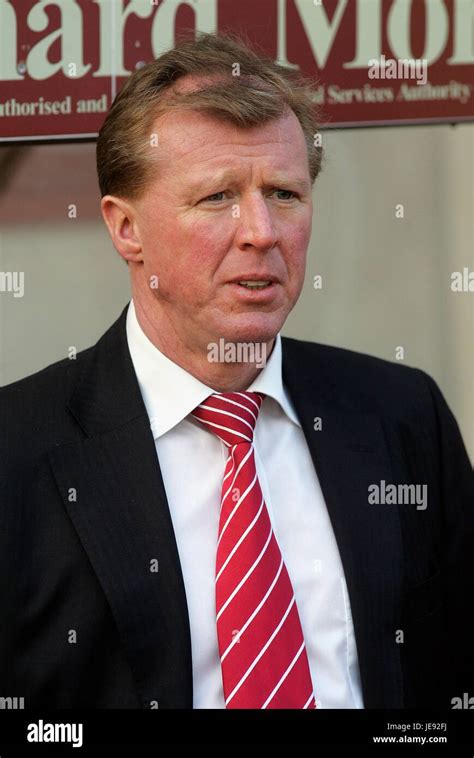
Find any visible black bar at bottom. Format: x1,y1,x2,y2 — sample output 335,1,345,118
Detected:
0,708,472,754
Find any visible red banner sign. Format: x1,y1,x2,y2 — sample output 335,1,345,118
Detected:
1,0,473,142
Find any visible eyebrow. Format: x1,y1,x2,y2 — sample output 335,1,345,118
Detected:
189,171,311,194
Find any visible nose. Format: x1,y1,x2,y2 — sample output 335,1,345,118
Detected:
234,193,279,252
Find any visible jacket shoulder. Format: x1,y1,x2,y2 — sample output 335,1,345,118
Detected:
0,346,94,456
281,335,437,419
0,346,93,403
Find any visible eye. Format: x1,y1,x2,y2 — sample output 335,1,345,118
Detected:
274,189,298,200
201,191,226,203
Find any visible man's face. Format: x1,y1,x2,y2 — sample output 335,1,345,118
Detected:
131,106,313,350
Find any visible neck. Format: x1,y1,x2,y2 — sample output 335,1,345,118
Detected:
132,297,275,393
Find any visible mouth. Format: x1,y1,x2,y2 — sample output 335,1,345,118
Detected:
226,279,279,302
227,274,279,288
235,279,273,290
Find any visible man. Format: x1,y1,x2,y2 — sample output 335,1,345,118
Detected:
1,32,473,710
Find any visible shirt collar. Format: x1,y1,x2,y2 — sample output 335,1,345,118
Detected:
126,298,301,439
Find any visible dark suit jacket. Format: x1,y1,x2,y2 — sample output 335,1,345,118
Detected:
1,302,473,709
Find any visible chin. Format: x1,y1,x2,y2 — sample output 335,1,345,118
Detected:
217,313,285,345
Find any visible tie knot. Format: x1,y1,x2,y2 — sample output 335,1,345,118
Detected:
191,391,265,447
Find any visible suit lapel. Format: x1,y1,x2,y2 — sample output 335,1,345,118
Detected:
282,337,404,708
49,303,193,708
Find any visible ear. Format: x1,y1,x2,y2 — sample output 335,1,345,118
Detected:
100,195,144,264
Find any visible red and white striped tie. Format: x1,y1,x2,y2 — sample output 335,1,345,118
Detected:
191,391,316,709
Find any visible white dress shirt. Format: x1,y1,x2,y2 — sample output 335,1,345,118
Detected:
126,298,364,709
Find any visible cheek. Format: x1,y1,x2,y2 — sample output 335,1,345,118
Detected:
175,218,232,273
280,209,312,251
284,229,310,269
143,216,232,301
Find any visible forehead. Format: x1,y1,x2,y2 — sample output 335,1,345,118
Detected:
151,107,309,178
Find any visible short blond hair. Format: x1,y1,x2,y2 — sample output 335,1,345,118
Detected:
96,31,324,200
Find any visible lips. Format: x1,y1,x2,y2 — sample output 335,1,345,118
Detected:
237,280,272,289
226,281,278,302
228,275,279,285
